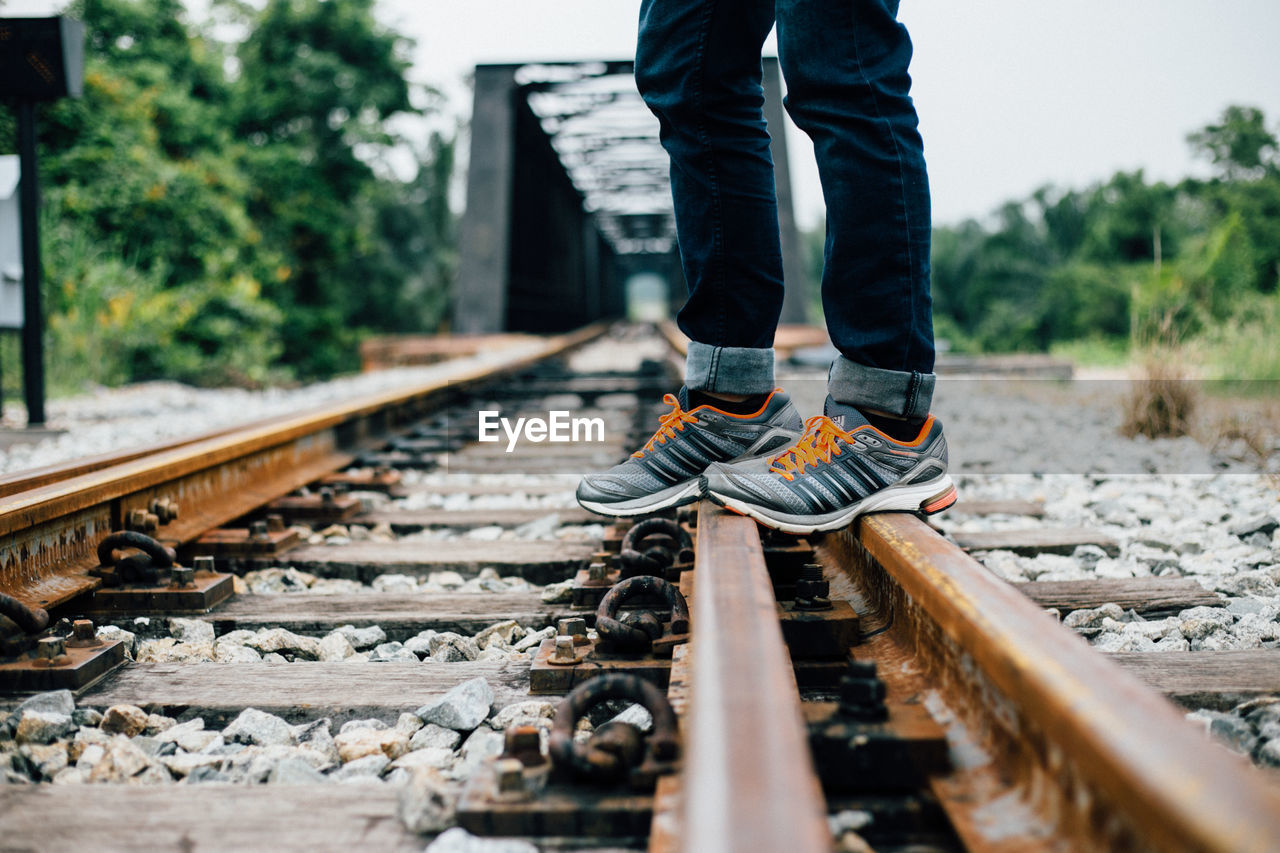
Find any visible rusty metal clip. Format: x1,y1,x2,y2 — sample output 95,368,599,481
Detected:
549,673,680,787
595,575,690,654
0,592,50,634
617,517,693,579
95,531,176,586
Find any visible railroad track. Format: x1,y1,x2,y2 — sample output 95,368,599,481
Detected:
1,323,1279,852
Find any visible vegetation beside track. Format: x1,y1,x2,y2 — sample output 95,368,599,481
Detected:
0,0,455,390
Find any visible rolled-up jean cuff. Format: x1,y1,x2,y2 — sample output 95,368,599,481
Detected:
828,356,935,420
685,342,776,395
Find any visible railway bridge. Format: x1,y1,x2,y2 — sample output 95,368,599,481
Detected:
452,59,810,334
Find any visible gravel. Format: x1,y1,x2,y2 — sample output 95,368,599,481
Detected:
0,341,555,474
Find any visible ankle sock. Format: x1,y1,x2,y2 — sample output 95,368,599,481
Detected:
824,395,925,442
857,409,926,442
687,389,770,415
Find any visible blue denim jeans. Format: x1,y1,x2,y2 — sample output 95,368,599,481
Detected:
636,0,935,419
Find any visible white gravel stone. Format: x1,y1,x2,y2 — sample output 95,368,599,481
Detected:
397,767,459,833
20,742,69,779
428,571,466,589
242,567,316,594
214,643,262,663
512,626,554,653
330,753,390,780
134,638,216,663
334,728,410,763
539,580,574,604
404,631,438,657
244,628,321,660
369,641,419,662
410,724,462,751
101,705,149,737
339,719,388,734
416,678,494,732
473,621,522,650
293,719,340,764
268,757,328,784
424,827,538,853
15,711,76,745
337,624,387,650
14,690,75,718
223,708,296,747
318,631,358,661
168,618,215,644
372,574,418,593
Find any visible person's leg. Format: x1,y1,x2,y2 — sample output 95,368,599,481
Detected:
575,0,806,517
702,0,954,532
636,0,783,398
776,0,935,427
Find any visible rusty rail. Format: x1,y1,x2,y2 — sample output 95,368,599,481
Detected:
0,323,607,610
676,502,832,853
831,514,1280,852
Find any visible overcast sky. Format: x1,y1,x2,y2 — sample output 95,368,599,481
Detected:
10,0,1280,227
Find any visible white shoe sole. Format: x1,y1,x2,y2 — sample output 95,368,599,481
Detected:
708,474,956,535
577,478,703,518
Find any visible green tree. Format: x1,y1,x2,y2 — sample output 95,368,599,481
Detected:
1187,105,1279,181
226,0,419,375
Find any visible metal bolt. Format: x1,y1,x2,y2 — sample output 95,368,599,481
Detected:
794,563,832,611
557,617,589,646
587,562,608,583
36,636,66,659
550,635,579,664
493,757,526,795
72,619,95,642
150,498,179,524
193,555,215,575
266,514,286,532
171,566,196,588
839,659,888,721
503,725,544,766
127,508,156,532
250,520,270,540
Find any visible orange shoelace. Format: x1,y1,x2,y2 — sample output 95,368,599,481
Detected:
631,394,701,458
769,416,852,480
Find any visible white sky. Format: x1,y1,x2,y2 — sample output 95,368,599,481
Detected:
9,0,1280,227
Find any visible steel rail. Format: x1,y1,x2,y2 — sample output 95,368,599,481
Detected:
0,323,608,610
677,502,832,853
0,334,551,500
833,514,1280,853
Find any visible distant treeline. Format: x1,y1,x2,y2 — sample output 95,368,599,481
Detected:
928,105,1280,369
799,105,1280,375
0,0,455,388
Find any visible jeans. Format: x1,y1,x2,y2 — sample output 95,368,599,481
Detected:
636,0,935,419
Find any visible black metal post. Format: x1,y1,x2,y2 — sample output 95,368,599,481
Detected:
17,100,46,426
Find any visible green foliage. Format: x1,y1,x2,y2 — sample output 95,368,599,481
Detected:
930,104,1280,375
1188,105,1279,180
40,218,283,392
1197,292,1280,381
0,0,455,392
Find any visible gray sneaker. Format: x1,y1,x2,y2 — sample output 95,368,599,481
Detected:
576,388,802,517
702,396,955,534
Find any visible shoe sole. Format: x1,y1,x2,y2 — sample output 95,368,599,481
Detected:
577,477,703,518
707,474,957,535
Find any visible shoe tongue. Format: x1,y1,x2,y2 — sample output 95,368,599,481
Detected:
823,396,869,432
677,386,690,410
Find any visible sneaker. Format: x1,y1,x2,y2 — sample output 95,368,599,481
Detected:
701,396,956,534
576,388,803,517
